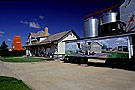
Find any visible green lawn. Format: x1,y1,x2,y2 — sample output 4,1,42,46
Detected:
107,52,129,58
65,51,75,56
0,57,44,62
0,76,32,90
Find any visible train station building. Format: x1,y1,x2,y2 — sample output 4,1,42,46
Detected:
24,27,79,58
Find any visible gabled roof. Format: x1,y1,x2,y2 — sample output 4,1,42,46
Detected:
30,30,45,38
93,42,103,47
24,30,79,47
40,30,79,43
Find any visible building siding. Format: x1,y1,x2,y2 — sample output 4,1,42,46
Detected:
57,33,78,54
25,30,79,58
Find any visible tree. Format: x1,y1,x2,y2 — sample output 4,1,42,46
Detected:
0,41,9,56
0,41,8,50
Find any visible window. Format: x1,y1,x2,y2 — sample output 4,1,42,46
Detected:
77,43,81,48
87,42,91,45
37,38,40,42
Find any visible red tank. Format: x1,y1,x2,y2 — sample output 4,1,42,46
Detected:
13,36,24,51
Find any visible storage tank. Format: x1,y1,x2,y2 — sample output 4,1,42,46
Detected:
101,11,118,25
84,17,99,38
120,0,135,31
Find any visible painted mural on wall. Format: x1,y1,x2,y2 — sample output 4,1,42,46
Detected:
65,36,129,59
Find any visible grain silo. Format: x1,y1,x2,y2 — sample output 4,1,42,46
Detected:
84,17,99,38
120,0,135,31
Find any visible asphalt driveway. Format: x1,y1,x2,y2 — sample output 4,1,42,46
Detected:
1,60,135,90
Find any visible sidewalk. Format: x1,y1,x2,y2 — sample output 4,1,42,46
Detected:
0,61,19,79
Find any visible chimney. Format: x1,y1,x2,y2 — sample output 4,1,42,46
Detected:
45,27,48,36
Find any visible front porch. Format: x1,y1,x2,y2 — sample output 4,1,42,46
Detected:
25,44,57,58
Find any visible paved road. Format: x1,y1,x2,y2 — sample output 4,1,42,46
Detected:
1,60,135,90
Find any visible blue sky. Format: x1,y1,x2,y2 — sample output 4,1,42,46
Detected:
0,0,123,48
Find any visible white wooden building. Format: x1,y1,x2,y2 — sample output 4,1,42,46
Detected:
24,27,79,58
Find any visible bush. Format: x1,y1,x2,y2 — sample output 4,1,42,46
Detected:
0,41,26,57
0,50,9,56
0,50,25,57
9,50,26,56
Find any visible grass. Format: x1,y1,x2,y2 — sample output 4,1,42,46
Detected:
0,57,44,62
107,52,129,58
65,51,75,56
0,76,32,90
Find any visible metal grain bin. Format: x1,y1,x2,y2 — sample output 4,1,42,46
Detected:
84,18,99,38
120,0,135,31
101,12,118,25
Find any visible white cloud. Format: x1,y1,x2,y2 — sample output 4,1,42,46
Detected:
39,16,45,20
29,21,40,29
20,18,41,29
20,21,29,24
0,31,5,34
116,38,126,42
7,39,12,42
0,35,3,37
105,39,110,41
